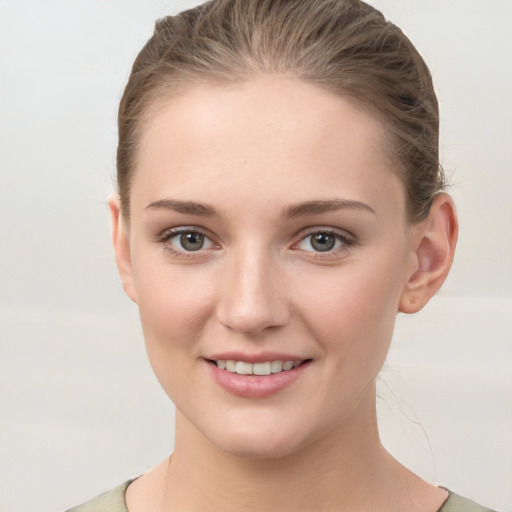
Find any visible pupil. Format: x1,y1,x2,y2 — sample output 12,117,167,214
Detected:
181,232,204,251
311,233,335,252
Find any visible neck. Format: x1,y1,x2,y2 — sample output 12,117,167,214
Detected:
158,383,421,512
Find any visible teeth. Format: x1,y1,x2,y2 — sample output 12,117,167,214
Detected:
282,361,293,371
235,361,253,375
271,360,283,373
253,362,271,375
216,359,303,375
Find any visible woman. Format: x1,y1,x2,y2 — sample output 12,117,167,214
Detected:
68,0,497,510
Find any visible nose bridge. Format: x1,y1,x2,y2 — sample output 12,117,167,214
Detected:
216,240,288,335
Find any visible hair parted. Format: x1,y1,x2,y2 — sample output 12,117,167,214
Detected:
117,0,445,222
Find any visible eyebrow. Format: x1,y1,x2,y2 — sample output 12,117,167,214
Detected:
145,199,219,216
145,197,375,218
282,199,375,218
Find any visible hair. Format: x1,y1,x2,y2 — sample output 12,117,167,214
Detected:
117,0,445,223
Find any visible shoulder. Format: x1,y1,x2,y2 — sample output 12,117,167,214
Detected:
63,482,500,512
439,491,499,512
65,480,132,512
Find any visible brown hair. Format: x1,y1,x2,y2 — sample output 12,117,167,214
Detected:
117,0,445,222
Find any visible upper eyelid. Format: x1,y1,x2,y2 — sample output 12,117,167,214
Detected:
294,226,355,241
158,226,212,240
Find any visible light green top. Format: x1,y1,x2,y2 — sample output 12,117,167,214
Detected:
66,480,498,512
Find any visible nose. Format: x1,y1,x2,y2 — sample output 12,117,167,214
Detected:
215,245,290,336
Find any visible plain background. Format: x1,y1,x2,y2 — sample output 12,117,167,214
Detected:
0,1,511,511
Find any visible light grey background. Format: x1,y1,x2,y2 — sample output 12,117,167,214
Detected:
0,1,511,511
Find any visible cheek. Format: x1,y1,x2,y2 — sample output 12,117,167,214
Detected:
130,257,217,382
134,270,220,438
292,254,405,366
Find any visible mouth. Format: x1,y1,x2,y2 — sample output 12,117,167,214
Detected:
210,359,308,375
206,356,311,398
205,352,312,398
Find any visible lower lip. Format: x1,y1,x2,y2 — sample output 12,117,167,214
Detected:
207,361,310,399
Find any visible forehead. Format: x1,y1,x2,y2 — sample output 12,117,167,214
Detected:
133,77,404,218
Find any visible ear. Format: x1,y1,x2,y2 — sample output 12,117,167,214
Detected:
399,193,458,314
108,194,137,303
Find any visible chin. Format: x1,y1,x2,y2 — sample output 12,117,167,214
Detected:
214,432,301,460
204,414,311,460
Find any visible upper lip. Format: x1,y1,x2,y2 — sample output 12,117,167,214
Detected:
206,351,310,363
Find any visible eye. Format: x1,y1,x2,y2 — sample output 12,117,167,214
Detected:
158,228,216,253
172,231,209,251
296,230,350,253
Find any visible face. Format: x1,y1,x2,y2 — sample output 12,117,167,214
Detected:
116,77,420,458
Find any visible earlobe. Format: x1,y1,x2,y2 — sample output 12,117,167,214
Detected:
399,193,458,314
108,194,137,303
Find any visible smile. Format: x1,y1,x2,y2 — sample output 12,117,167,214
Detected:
208,357,311,398
215,360,303,375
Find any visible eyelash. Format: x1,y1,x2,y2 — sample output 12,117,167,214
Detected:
155,228,217,259
155,227,355,259
293,229,355,259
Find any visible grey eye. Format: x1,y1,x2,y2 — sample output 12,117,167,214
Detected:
164,229,215,254
296,231,346,253
309,233,336,252
179,232,205,251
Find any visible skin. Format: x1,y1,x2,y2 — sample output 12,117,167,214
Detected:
110,77,458,512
